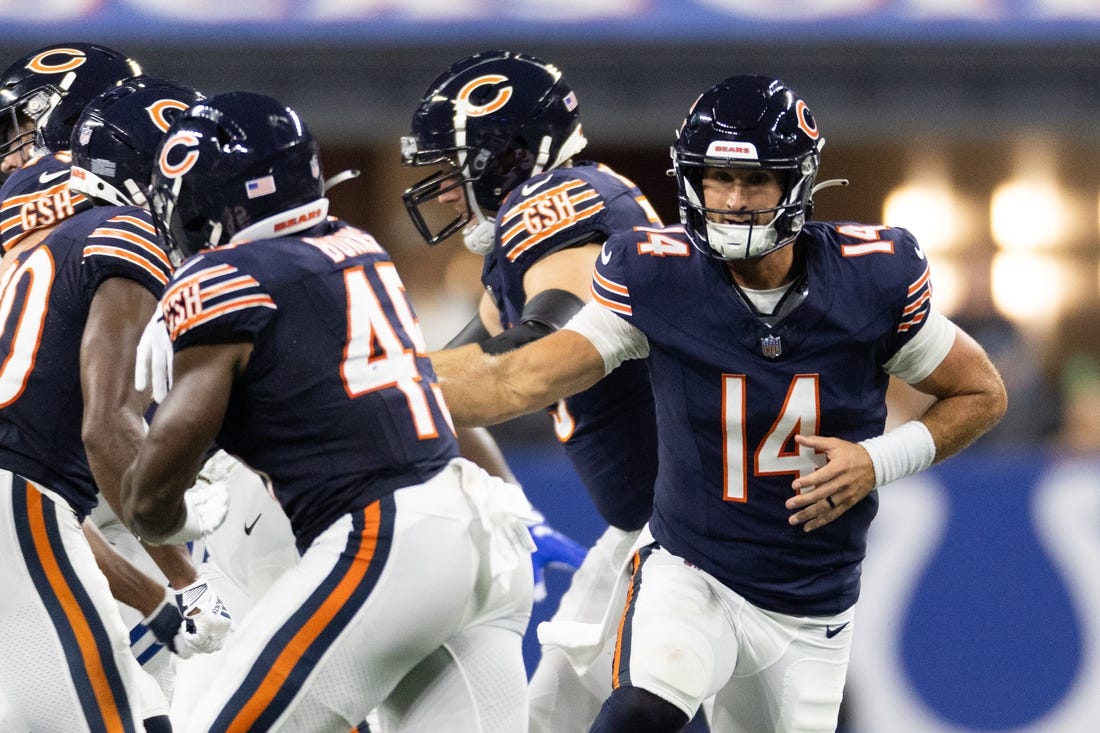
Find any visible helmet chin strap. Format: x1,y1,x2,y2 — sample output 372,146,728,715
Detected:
449,97,496,256
705,219,779,261
462,201,495,255
684,177,780,261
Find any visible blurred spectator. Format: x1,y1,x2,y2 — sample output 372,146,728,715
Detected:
1047,304,1100,455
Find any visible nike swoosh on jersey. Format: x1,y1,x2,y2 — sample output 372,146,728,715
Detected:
825,622,850,638
600,243,613,265
38,169,69,185
244,514,262,535
520,176,552,196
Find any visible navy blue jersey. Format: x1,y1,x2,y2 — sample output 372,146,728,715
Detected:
161,219,460,551
0,165,170,516
1,153,94,252
592,221,935,615
483,161,662,530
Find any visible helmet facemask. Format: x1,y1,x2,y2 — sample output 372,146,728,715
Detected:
401,50,586,255
671,75,827,262
400,136,484,249
675,147,820,261
0,90,52,161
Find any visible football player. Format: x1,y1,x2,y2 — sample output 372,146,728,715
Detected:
429,75,1007,733
121,91,536,732
69,75,247,704
0,44,225,731
401,51,697,733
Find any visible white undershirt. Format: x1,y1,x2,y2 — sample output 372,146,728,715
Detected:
741,282,795,315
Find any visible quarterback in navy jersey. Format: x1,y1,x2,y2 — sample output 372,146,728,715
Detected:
122,92,535,732
403,50,691,733
431,75,1006,733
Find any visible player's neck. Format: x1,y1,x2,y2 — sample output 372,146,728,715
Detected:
725,244,797,290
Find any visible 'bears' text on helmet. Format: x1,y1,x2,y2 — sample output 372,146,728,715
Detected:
148,91,326,260
0,42,144,160
70,77,205,208
400,50,586,250
672,75,823,261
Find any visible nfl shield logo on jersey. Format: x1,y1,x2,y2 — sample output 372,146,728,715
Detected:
760,334,782,359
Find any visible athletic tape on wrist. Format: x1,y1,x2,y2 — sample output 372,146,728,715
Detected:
858,419,936,488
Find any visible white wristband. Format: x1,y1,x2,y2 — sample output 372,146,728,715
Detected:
858,420,937,488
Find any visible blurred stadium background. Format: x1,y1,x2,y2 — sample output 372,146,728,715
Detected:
4,2,1099,731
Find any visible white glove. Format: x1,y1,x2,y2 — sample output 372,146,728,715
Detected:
135,308,173,403
154,451,234,545
195,449,238,488
173,576,232,658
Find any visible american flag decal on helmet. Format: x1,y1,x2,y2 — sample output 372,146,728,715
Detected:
760,334,782,359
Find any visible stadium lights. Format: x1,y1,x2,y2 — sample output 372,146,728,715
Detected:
883,180,967,255
990,178,1069,252
991,252,1082,326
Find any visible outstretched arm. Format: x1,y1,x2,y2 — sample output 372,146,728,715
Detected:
431,329,607,428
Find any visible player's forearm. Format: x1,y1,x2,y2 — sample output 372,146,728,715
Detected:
913,331,1007,462
83,520,168,616
432,344,520,426
433,331,605,427
918,388,1006,462
121,455,194,548
82,409,147,515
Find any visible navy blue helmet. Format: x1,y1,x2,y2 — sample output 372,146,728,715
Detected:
149,91,326,260
672,75,823,261
0,42,143,160
401,50,587,247
70,77,205,208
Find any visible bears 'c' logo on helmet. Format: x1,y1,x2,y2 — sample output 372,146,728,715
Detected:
455,74,512,118
146,99,191,133
795,100,819,140
25,48,88,75
158,131,201,178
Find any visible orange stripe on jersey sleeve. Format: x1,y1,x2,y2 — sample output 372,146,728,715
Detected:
902,289,931,317
907,266,931,296
1,180,69,206
170,295,276,340
92,220,171,269
590,285,632,316
506,205,604,262
26,486,127,733
227,503,382,731
164,264,237,302
199,274,262,300
83,245,169,285
593,268,628,296
109,214,156,234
